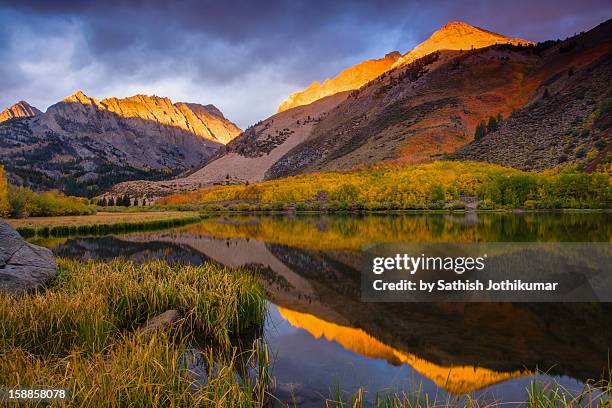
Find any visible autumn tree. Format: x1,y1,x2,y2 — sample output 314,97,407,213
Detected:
0,165,11,218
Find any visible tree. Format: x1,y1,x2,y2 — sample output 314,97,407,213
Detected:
0,165,11,218
487,115,499,133
474,121,487,141
99,197,107,207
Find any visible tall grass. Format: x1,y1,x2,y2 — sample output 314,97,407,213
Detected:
16,215,204,238
0,259,268,407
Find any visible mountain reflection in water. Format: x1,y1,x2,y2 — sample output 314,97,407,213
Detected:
40,213,611,404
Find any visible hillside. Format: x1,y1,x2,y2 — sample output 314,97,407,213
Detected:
0,92,241,196
450,22,612,170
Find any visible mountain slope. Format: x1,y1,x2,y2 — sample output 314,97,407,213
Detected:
449,22,612,170
278,52,400,112
277,22,531,113
0,92,241,196
0,101,41,123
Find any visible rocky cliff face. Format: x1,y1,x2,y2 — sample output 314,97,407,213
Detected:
277,22,531,113
0,92,241,196
0,101,42,123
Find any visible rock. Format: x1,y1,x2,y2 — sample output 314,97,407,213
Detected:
0,219,57,293
138,310,182,333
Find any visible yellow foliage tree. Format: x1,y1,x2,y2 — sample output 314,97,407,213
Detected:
0,165,11,218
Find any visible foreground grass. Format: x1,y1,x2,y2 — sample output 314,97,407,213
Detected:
0,259,267,407
324,372,612,407
6,211,203,238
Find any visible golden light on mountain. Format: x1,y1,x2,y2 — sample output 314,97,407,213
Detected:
392,22,533,68
277,22,532,112
0,101,42,123
277,51,401,112
57,91,241,145
277,306,529,395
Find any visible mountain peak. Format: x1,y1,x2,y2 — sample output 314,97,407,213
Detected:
0,100,42,123
63,90,98,105
392,22,532,68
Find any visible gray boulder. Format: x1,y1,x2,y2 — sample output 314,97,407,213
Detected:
138,310,182,334
0,219,57,293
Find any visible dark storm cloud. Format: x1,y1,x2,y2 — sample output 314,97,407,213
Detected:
0,0,610,128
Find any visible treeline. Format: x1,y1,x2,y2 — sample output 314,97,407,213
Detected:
158,161,610,211
0,165,94,218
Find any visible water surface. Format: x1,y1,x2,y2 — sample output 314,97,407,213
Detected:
34,213,612,406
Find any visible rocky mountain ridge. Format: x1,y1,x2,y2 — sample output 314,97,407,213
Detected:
277,22,532,112
0,91,241,196
0,101,42,123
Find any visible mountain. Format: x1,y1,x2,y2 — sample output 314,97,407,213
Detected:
277,52,401,112
0,91,241,196
277,22,531,112
0,101,42,122
392,21,531,68
108,20,611,201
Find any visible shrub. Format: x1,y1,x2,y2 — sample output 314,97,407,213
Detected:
0,165,10,218
448,201,466,211
294,202,310,212
477,199,497,210
271,202,285,212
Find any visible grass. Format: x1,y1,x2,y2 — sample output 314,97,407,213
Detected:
6,211,204,238
324,372,612,407
0,259,268,407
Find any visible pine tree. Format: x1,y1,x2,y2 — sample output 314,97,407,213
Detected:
487,116,499,133
474,121,487,141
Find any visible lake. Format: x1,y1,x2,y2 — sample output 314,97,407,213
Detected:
32,212,612,406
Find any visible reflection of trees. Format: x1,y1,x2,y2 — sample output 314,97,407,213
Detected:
181,213,610,251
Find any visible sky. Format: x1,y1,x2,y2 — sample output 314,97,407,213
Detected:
0,0,610,129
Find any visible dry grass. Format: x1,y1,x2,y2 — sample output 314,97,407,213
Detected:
6,211,199,229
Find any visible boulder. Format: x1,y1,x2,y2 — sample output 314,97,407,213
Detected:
0,219,57,293
138,310,182,334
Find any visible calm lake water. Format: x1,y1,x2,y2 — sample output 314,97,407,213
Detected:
32,213,611,406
